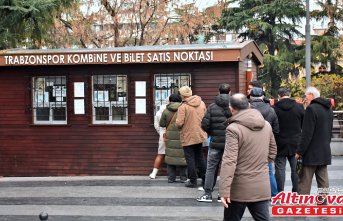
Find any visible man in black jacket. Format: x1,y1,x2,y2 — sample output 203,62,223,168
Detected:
296,87,333,195
274,87,304,193
250,87,279,197
197,83,232,202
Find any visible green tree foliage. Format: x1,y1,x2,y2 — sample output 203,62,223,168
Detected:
0,0,75,49
311,35,342,74
280,75,305,98
218,0,305,97
310,0,343,36
310,0,343,74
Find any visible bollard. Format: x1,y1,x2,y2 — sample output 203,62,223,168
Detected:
39,212,48,221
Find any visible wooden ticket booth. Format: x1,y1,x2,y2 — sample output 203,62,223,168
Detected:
0,41,262,176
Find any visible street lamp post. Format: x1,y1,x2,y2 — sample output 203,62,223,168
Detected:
305,0,311,87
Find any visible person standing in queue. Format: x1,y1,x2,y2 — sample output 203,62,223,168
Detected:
220,93,277,221
176,86,207,188
160,94,188,183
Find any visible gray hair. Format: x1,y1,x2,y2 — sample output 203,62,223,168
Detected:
305,86,320,98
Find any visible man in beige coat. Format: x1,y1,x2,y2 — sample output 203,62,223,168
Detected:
176,86,207,188
219,93,277,221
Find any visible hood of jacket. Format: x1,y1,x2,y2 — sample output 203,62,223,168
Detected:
311,97,332,109
167,102,181,112
274,98,296,111
228,109,265,131
183,95,202,107
215,94,230,108
250,99,272,119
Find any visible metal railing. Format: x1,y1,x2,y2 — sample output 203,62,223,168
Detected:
333,111,343,139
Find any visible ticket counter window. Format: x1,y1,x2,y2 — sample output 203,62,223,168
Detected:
154,73,191,113
32,76,67,124
92,75,128,124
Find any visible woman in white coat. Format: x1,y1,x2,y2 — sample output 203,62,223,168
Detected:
149,99,168,179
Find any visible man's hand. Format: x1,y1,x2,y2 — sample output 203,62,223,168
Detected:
221,197,231,208
295,153,301,160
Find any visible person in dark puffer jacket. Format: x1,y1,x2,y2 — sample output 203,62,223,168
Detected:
250,87,279,197
160,94,187,183
197,83,232,203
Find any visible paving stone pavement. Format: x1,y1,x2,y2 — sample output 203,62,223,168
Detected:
0,156,343,221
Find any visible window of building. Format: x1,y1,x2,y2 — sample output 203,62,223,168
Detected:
92,75,128,124
32,76,67,124
154,73,191,113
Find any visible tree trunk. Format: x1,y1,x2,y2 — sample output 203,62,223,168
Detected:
270,72,281,98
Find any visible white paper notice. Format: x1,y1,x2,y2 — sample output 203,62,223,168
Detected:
135,81,146,97
135,98,146,114
74,99,85,114
74,82,85,97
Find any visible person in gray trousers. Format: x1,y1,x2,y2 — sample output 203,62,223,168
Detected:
197,83,232,202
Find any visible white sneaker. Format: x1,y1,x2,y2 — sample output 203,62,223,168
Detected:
196,194,213,202
197,186,204,191
149,173,156,179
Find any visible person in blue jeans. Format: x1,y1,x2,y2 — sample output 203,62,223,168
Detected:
269,162,278,196
249,87,279,197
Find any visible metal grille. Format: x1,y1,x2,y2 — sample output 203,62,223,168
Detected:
333,111,343,138
32,76,67,124
92,75,128,124
154,73,191,113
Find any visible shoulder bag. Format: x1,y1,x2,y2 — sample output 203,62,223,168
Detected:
163,112,177,143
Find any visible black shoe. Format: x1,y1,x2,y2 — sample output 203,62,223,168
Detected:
197,194,213,202
185,180,196,188
217,194,221,203
168,178,176,183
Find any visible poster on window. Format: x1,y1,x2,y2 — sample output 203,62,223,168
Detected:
36,92,49,103
155,90,169,101
74,99,85,114
135,98,146,114
135,81,146,97
74,82,84,97
94,91,109,101
35,78,45,90
117,77,127,92
53,86,66,97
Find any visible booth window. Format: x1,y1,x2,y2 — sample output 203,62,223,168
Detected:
92,75,128,124
154,73,191,113
32,76,67,124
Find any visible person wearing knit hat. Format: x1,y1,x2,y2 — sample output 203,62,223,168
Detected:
176,86,207,188
249,87,264,97
179,86,193,98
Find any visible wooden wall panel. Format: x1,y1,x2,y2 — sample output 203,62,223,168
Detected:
0,62,237,176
